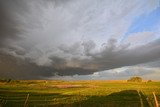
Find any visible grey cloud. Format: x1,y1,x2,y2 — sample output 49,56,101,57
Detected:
82,40,96,56
1,37,160,79
138,59,160,68
54,66,158,80
1,36,160,79
0,0,159,79
58,42,82,55
51,38,160,72
0,51,95,79
0,0,47,45
0,0,20,44
92,39,160,70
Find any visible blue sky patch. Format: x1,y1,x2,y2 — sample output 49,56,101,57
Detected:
121,6,160,42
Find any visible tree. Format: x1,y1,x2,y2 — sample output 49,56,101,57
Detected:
127,76,142,82
147,80,152,83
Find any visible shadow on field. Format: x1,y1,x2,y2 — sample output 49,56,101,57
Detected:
0,90,150,107
71,90,150,107
138,91,150,107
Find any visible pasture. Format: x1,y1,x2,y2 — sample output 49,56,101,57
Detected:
0,80,160,107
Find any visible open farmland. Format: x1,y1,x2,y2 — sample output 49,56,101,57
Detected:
0,80,160,107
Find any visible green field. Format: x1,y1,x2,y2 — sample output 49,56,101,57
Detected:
0,80,160,107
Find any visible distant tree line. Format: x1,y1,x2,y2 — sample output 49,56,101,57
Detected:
0,78,12,83
127,76,152,82
127,76,142,82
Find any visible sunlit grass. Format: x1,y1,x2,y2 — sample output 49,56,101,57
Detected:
0,80,160,107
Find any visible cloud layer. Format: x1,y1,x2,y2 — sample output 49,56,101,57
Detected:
0,0,160,79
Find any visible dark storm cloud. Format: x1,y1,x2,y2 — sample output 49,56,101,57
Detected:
0,0,66,43
56,38,160,71
0,51,95,79
0,37,160,79
139,59,160,68
94,39,160,70
0,0,159,79
0,0,21,44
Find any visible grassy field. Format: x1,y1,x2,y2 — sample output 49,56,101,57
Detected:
0,80,160,107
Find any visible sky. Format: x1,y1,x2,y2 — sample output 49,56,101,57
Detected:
0,0,160,80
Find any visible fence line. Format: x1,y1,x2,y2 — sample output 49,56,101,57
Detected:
138,91,144,107
24,94,29,107
1,92,159,107
153,92,159,107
